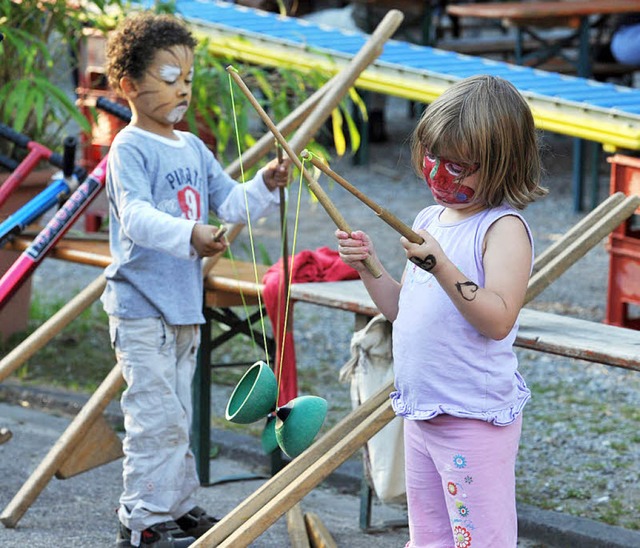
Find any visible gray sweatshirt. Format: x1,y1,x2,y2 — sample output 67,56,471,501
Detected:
101,126,280,325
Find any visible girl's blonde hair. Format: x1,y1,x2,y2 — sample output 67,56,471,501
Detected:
410,75,547,209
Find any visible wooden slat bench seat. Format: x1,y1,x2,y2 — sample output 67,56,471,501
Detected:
6,235,640,370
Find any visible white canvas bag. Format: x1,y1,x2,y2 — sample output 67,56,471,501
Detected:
340,314,406,503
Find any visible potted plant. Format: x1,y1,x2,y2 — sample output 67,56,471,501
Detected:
0,0,125,162
0,0,124,339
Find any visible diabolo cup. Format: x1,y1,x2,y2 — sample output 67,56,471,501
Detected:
225,360,278,424
275,395,328,458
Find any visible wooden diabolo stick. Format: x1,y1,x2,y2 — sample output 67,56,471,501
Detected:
227,67,382,278
301,151,423,244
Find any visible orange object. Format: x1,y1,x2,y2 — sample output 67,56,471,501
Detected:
606,154,640,329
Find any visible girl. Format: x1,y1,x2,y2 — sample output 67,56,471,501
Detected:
336,75,547,547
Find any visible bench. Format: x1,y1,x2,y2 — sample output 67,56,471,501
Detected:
12,232,638,467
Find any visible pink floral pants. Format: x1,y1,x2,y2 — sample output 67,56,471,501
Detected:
403,414,522,548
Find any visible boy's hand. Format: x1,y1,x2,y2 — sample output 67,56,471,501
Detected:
191,224,228,257
262,157,291,191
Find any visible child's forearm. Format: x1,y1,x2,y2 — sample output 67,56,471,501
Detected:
431,258,523,340
359,261,401,322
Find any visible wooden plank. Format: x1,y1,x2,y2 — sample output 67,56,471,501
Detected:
518,308,640,371
55,414,123,479
287,504,311,548
291,281,379,317
304,512,338,548
447,0,639,21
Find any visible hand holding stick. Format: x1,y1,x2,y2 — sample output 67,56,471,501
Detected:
226,66,382,278
301,151,436,271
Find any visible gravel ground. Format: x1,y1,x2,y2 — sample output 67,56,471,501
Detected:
22,94,640,536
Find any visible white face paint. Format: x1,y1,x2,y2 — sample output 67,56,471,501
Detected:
159,64,181,83
166,105,188,124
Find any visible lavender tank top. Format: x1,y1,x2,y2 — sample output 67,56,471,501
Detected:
391,204,533,425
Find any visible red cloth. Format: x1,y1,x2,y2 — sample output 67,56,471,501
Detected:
262,246,359,406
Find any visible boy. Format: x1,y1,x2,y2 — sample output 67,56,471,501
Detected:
103,11,289,547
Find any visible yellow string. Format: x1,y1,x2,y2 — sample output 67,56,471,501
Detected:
274,158,305,401
228,73,270,366
227,72,305,397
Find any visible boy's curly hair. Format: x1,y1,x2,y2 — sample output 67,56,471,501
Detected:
106,12,198,94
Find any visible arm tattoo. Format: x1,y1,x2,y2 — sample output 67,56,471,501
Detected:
410,254,436,272
455,280,478,301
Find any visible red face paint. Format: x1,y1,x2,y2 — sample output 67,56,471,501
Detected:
423,151,478,205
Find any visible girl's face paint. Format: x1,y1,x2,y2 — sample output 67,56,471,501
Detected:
423,151,479,205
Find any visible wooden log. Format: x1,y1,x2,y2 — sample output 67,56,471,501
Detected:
55,414,123,479
0,274,106,383
304,511,338,548
532,192,626,273
213,398,395,547
287,504,311,548
284,8,402,155
526,194,640,302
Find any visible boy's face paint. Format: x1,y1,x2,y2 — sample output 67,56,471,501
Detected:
130,45,194,131
423,151,479,205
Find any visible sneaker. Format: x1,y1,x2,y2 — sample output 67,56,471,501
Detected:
175,506,219,538
116,519,195,547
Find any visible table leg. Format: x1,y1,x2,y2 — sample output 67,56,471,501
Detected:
572,138,585,212
573,17,594,212
193,309,212,484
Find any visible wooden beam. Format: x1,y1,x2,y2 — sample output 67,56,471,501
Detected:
304,512,338,548
55,414,123,479
287,503,311,548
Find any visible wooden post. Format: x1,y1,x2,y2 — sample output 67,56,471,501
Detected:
286,504,311,548
0,274,106,383
212,399,395,547
532,192,625,273
191,381,392,545
526,194,640,302
304,512,338,548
